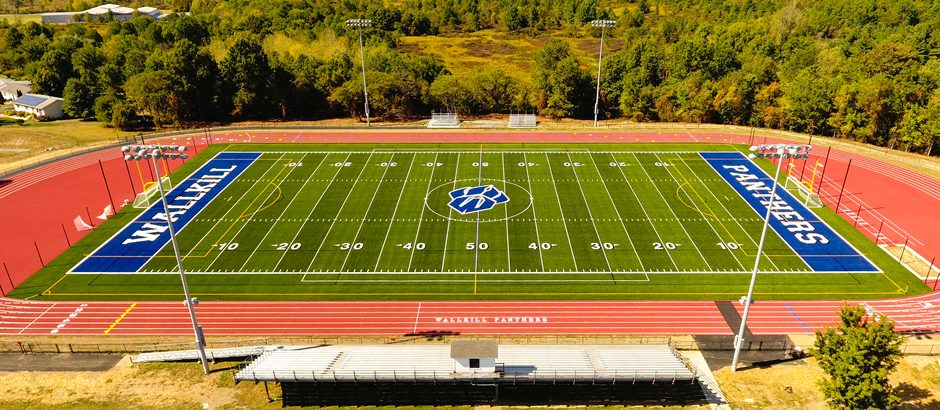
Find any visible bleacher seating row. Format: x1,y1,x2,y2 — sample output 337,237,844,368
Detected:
427,112,461,128
509,113,537,128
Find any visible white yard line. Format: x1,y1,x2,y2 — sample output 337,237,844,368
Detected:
303,151,377,273
338,153,399,273
585,152,646,271
522,152,546,271
179,154,286,261
501,153,511,271
440,153,462,271
654,152,747,271
372,154,418,271
406,153,441,272
234,154,325,272
673,153,781,271
204,154,309,270
475,151,483,272
275,153,352,272
564,153,614,273
631,153,714,270
544,153,580,271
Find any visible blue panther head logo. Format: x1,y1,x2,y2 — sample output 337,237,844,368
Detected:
448,184,510,214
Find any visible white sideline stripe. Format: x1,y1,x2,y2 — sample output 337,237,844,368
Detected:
71,269,848,275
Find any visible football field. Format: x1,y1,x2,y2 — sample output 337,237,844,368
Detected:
17,143,916,300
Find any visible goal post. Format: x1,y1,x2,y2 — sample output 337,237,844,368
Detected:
784,175,823,208
132,176,172,208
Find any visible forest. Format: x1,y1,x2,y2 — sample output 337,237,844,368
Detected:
1,0,939,155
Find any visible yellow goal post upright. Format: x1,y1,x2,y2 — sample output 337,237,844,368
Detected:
784,160,824,208
131,176,172,208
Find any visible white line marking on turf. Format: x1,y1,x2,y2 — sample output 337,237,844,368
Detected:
205,154,305,271
544,153,580,271
654,152,747,271
674,152,782,271
179,153,285,265
586,152,645,271
303,152,376,274
235,153,323,272
407,153,440,272
440,153,461,271
632,153,714,271
501,153,511,270
338,153,398,273
564,152,613,274
373,153,418,271
275,152,352,273
522,152,545,271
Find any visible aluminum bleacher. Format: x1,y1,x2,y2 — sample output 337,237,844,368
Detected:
508,113,537,128
427,112,461,128
234,344,705,406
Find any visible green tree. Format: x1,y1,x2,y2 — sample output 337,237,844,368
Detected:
164,39,220,122
124,70,173,128
110,102,137,130
220,38,274,119
813,304,903,410
62,76,99,118
31,48,74,96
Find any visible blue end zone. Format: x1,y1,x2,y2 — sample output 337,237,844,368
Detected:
701,151,878,273
71,152,261,273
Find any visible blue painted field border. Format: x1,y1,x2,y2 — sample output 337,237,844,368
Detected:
700,151,879,273
70,152,262,273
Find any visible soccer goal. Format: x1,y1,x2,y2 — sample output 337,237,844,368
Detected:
132,176,172,208
784,175,823,208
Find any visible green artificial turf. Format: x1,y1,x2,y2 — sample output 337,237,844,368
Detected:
11,142,928,301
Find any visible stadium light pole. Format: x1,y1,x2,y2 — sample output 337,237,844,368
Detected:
347,19,373,127
590,19,616,127
731,143,811,372
122,144,210,375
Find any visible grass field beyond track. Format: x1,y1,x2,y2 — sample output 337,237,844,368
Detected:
12,143,929,301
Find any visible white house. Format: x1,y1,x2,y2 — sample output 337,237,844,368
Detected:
450,339,498,373
13,94,65,120
0,79,31,101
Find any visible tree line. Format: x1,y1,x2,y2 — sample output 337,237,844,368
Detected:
1,0,939,155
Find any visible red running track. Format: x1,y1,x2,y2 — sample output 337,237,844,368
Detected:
1,128,939,336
